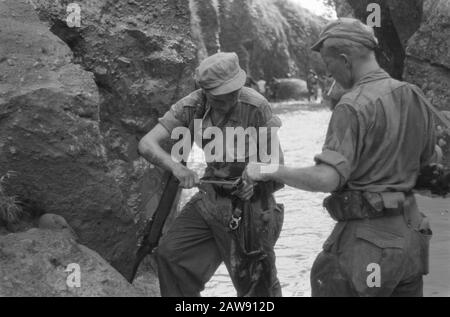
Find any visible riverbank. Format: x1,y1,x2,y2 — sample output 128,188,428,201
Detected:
416,194,450,297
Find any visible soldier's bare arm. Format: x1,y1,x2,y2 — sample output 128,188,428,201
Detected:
245,163,340,193
138,123,199,188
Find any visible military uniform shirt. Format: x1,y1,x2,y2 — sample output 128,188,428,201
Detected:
315,69,437,192
158,86,283,178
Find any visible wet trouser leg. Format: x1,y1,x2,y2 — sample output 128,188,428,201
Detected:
156,201,223,297
156,194,283,297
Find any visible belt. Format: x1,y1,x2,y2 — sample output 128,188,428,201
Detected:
324,190,413,222
196,178,241,197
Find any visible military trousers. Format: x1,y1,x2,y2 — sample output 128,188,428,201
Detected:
311,196,432,297
155,189,284,297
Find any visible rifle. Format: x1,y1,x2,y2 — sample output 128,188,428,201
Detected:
128,170,180,282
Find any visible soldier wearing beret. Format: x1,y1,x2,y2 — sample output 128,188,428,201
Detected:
245,18,437,296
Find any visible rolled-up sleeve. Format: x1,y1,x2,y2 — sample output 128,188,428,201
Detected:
256,100,281,128
255,100,284,192
314,104,360,188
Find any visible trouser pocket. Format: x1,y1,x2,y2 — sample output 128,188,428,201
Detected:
346,225,406,296
415,215,432,275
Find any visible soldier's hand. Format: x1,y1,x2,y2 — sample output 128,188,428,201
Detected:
244,162,271,182
232,180,254,201
172,164,199,189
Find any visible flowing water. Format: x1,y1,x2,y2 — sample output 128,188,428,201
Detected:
180,101,336,297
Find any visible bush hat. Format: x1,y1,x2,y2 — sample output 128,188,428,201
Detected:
195,52,247,95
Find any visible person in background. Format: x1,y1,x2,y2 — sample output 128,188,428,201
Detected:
306,69,319,102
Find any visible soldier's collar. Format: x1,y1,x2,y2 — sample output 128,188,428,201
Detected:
354,68,391,87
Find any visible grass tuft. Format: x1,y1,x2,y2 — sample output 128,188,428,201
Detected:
0,171,23,225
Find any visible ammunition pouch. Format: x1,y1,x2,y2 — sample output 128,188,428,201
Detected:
323,191,406,222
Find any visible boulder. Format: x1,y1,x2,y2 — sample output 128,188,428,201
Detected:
268,78,309,101
38,213,78,239
0,229,145,297
403,0,450,113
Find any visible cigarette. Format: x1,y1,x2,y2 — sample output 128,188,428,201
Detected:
327,80,336,97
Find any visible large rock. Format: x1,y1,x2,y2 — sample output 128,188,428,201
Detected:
404,0,450,111
31,0,197,226
0,229,144,296
0,0,138,277
193,0,327,81
403,0,450,165
268,78,309,101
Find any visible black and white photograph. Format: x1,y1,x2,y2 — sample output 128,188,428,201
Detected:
0,0,449,302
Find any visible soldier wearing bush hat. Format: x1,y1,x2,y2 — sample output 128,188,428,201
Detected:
139,52,285,297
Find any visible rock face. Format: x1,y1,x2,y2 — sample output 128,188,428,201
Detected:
403,0,450,165
192,0,327,81
0,229,145,296
403,0,450,112
0,0,140,277
31,0,197,224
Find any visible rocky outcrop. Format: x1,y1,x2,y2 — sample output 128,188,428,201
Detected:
193,0,327,81
403,0,450,165
0,0,141,277
31,0,197,226
1,0,203,278
403,0,450,112
0,229,145,296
